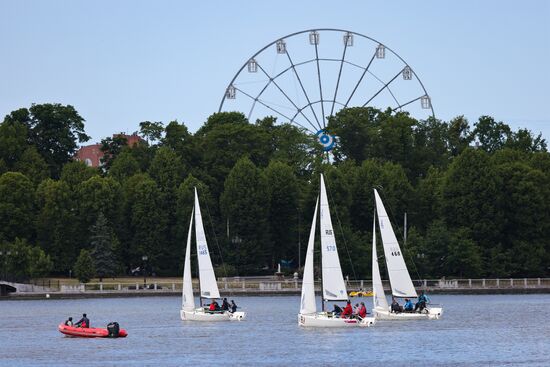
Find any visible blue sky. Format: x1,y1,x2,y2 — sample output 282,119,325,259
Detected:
1,0,548,143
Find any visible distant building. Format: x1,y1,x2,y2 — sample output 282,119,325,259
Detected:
74,132,145,168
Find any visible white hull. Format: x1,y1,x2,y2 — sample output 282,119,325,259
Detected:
374,306,443,320
180,308,246,321
298,313,375,328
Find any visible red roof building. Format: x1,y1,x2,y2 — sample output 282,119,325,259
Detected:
74,132,145,167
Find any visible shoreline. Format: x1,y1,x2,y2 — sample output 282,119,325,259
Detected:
2,287,550,300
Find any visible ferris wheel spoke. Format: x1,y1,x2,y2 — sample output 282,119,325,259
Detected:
362,69,402,107
314,42,326,129
367,71,400,106
255,63,317,130
285,50,323,131
330,41,349,118
344,50,377,108
391,95,423,112
234,87,295,123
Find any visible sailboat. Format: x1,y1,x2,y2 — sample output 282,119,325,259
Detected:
180,188,246,321
298,174,375,327
372,188,443,320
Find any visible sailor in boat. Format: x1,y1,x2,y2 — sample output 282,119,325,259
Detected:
358,302,367,319
414,290,430,312
221,298,230,311
391,297,403,313
353,303,360,317
230,300,238,313
340,300,353,318
64,317,73,326
208,300,221,313
403,298,414,312
74,313,90,328
332,304,343,316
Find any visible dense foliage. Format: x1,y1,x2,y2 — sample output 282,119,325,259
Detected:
1,103,549,280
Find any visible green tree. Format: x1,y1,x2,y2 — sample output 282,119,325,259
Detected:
410,117,449,179
89,212,118,281
147,147,186,272
256,118,320,177
28,246,54,278
412,167,444,232
220,157,269,273
0,172,35,242
265,161,299,267
446,116,472,157
473,115,512,153
36,179,79,272
195,112,273,198
139,121,164,144
74,249,95,283
195,112,248,136
100,135,128,170
505,128,547,153
5,104,90,177
13,147,49,186
162,120,191,152
109,149,141,182
123,173,166,274
0,118,29,168
77,176,122,245
0,238,53,280
441,148,503,254
60,161,98,188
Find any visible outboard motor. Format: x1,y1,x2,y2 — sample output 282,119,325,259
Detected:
107,322,120,338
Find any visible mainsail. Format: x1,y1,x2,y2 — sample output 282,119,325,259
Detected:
319,174,348,301
194,188,221,299
300,197,319,315
371,214,389,310
374,189,417,298
182,208,195,311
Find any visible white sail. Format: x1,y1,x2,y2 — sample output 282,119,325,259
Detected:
182,208,195,311
372,214,389,310
374,189,417,298
194,188,221,299
319,174,348,301
300,196,319,315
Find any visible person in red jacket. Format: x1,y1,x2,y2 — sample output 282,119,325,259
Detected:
208,300,219,312
358,302,367,319
341,301,353,318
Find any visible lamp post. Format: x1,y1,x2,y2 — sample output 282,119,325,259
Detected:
142,255,148,289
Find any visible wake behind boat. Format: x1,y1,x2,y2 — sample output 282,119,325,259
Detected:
180,188,246,322
372,189,443,320
298,174,375,328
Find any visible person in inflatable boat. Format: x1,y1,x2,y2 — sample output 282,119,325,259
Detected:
75,313,90,328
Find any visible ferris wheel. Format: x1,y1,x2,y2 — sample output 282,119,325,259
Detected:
218,28,435,151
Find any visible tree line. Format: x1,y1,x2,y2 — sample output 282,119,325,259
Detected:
0,103,548,281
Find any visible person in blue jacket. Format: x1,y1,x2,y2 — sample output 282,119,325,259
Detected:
403,298,414,312
414,291,430,312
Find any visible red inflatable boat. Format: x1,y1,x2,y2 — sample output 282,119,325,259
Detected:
58,324,128,338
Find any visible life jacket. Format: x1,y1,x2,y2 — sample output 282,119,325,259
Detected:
359,306,367,318
342,304,352,316
209,303,216,311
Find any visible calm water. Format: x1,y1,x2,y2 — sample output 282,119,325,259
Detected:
0,294,549,366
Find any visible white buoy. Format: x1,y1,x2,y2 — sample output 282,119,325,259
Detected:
46,294,50,298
